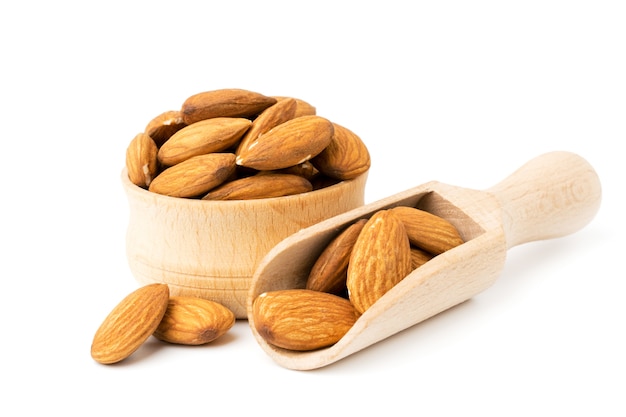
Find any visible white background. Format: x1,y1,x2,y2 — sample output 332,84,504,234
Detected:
1,1,624,415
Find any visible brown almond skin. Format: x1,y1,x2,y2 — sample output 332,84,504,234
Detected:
202,173,312,200
347,210,413,314
157,117,251,166
148,153,236,198
144,110,187,148
236,98,298,156
389,206,464,254
311,122,371,180
253,289,359,351
263,161,319,181
411,246,434,269
256,161,319,181
306,219,367,295
153,296,235,345
126,132,158,188
272,96,317,117
91,284,170,364
236,115,334,171
181,88,277,125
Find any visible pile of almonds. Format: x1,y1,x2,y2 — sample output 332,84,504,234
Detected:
91,284,235,364
126,88,371,200
252,205,465,351
103,89,467,361
93,89,372,364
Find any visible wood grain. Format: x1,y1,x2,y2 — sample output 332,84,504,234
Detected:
122,170,368,318
246,151,602,370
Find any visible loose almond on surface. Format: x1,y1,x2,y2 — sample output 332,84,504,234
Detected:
311,122,371,180
306,219,367,295
91,283,170,365
253,289,359,351
347,210,413,314
158,117,251,166
126,132,158,188
202,173,312,200
389,206,464,254
153,296,235,345
181,88,277,125
148,153,236,198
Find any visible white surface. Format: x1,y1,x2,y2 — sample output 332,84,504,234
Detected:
1,1,624,415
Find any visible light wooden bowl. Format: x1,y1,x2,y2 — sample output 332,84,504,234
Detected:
121,169,368,318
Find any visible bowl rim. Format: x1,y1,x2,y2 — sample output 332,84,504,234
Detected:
121,167,369,206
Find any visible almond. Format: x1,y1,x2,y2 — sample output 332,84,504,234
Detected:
265,161,319,181
252,289,359,351
157,117,251,166
347,210,413,314
236,97,298,156
306,219,367,295
181,88,277,125
148,153,236,198
411,246,434,269
144,110,187,147
311,122,371,180
91,283,170,364
310,174,341,190
389,206,464,254
153,296,235,345
126,132,158,188
272,96,317,117
236,115,334,171
202,173,312,200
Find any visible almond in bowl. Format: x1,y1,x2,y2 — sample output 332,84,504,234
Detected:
122,88,370,318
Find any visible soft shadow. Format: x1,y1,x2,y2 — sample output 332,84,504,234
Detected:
306,298,478,374
108,337,164,367
306,229,608,373
107,324,241,367
488,227,608,299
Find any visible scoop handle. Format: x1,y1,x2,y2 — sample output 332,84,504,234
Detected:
486,151,602,249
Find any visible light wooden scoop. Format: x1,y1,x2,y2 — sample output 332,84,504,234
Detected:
246,151,602,370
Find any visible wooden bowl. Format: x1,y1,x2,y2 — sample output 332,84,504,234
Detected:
121,169,368,318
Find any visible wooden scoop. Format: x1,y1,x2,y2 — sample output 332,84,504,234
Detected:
246,151,602,370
